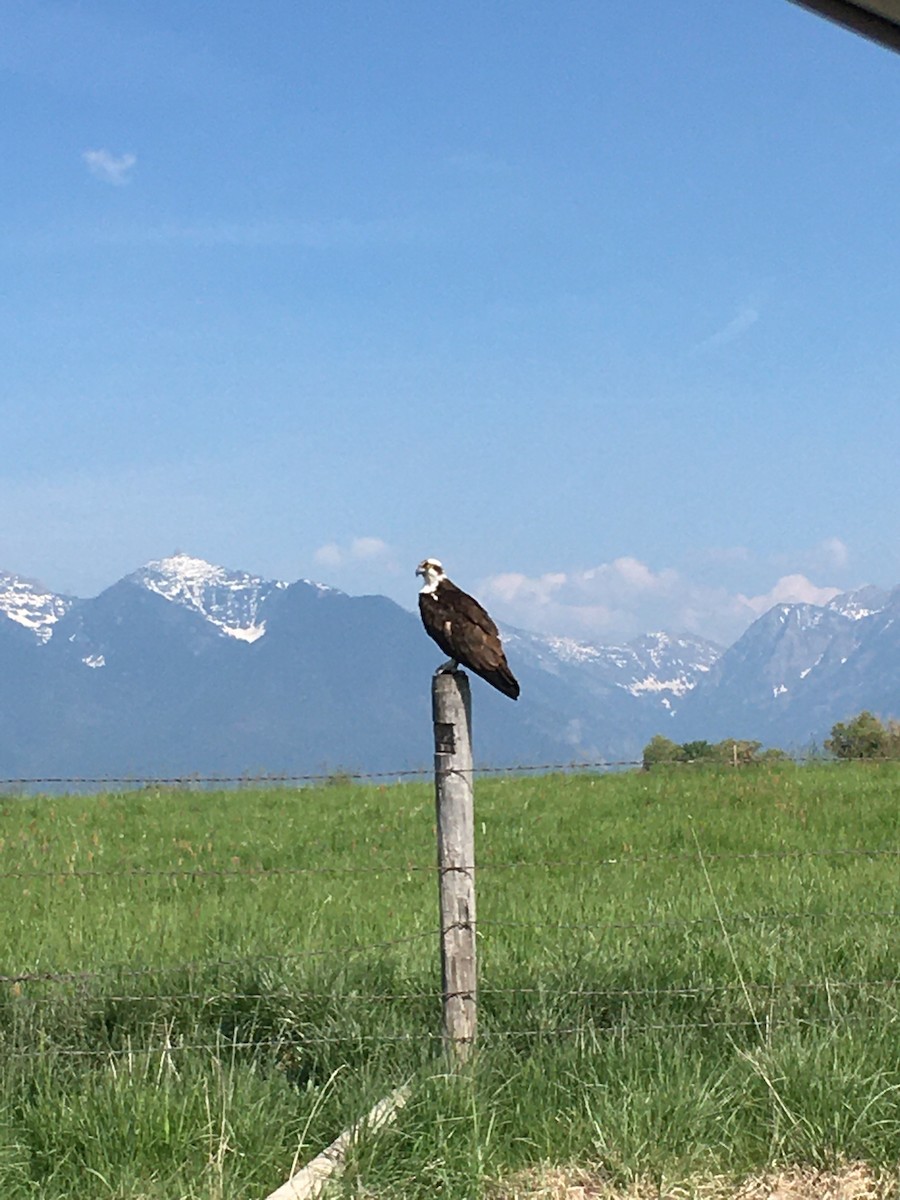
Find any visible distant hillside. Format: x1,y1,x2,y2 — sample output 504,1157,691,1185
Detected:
671,586,900,749
0,554,897,779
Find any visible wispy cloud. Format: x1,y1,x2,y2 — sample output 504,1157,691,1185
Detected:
480,555,847,647
314,537,395,570
83,149,136,186
694,304,759,353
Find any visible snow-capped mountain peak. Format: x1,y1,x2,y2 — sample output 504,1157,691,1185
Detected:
128,553,287,643
0,571,73,643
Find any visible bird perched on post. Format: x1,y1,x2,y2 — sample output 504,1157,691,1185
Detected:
416,558,520,700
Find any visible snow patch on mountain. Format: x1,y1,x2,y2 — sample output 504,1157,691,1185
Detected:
828,585,889,622
502,625,722,714
221,623,267,643
799,649,830,680
0,571,73,642
128,553,288,642
621,633,720,701
627,674,696,698
539,635,606,664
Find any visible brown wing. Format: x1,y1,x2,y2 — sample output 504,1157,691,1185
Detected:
433,580,520,700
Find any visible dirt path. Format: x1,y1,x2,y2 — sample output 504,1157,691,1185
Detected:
495,1162,900,1199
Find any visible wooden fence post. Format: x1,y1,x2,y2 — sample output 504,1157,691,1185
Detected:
432,670,477,1064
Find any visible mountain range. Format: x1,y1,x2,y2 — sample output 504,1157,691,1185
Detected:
1,554,898,782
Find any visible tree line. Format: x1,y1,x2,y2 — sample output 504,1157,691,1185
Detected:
642,710,900,768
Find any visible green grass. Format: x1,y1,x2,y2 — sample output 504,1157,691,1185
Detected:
0,763,898,1198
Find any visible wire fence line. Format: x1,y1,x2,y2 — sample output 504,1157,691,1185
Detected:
1,761,641,788
2,756,897,1067
0,932,442,987
3,1009,897,1062
2,910,898,989
474,910,900,933
5,979,900,1007
2,847,899,884
4,752,900,791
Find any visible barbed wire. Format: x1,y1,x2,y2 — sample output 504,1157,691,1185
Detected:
0,768,433,787
1,847,898,883
475,910,900,934
3,908,897,989
0,762,616,788
2,760,897,1070
2,1008,895,1061
4,978,898,1006
0,931,436,986
4,753,900,791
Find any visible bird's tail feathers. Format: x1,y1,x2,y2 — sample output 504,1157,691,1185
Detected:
479,666,520,700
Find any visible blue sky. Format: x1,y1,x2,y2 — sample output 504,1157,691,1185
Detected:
2,0,899,645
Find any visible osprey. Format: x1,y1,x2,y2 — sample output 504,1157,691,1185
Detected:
416,558,520,700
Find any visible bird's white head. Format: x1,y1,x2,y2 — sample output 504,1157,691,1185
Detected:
416,557,445,594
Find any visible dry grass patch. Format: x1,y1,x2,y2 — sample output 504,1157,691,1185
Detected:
494,1162,900,1200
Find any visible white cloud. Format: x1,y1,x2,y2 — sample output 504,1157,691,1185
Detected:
485,571,567,607
739,574,841,616
479,557,845,648
313,543,343,568
314,536,393,569
586,556,677,593
350,536,390,561
83,148,136,186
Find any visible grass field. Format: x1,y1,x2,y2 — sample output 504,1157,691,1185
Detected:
0,763,898,1198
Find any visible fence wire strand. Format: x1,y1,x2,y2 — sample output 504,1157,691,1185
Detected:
2,757,897,1068
4,754,900,791
2,1009,897,1062
1,847,898,883
2,909,897,989
0,932,436,986
4,979,899,1006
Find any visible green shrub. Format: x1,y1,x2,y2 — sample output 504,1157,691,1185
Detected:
825,711,900,759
